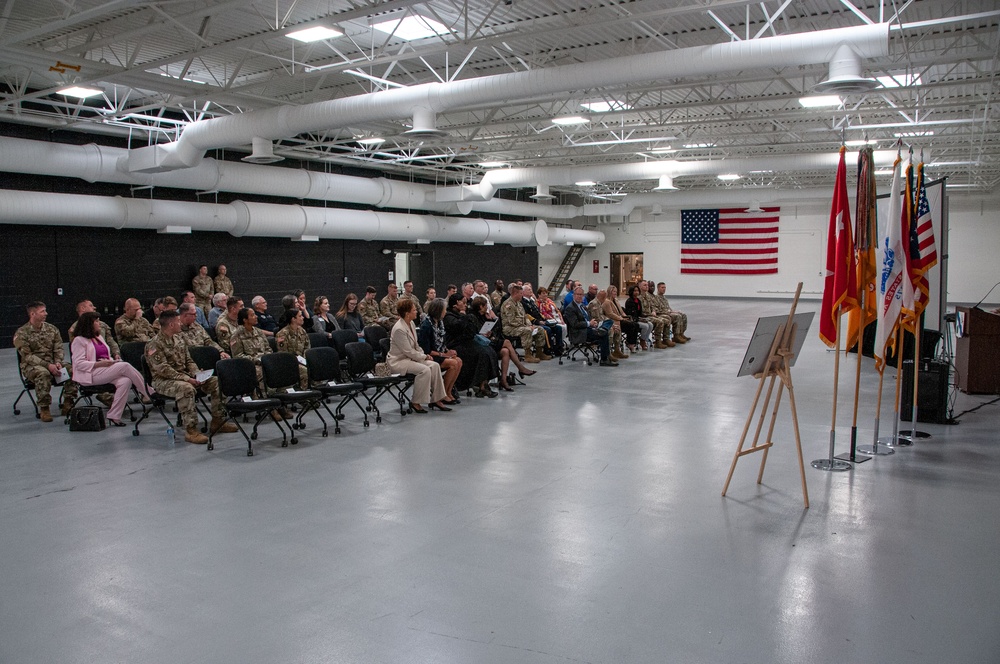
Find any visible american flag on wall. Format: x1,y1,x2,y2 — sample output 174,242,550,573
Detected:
680,207,780,275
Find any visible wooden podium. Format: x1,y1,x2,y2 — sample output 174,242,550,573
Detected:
955,307,1000,394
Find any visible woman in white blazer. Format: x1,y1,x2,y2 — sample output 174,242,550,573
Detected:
71,311,151,426
387,299,450,413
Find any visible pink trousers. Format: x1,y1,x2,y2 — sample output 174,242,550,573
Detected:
86,362,150,421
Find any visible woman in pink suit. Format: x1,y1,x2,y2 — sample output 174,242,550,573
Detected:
387,299,450,414
71,311,151,426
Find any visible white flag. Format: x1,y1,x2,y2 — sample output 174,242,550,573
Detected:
874,157,905,373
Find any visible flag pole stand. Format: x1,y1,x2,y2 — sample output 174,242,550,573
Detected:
722,283,809,508
857,369,894,456
812,314,852,472
899,323,932,441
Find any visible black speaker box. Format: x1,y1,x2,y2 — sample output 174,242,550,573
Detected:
900,359,950,424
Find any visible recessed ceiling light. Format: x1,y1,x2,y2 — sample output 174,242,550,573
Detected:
717,173,741,181
372,15,452,41
683,142,715,149
552,116,589,126
357,137,385,146
58,86,103,98
480,161,509,168
580,100,631,113
286,26,343,42
798,95,842,107
575,180,597,187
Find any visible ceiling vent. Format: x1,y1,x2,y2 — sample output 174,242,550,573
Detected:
241,137,284,164
814,45,880,94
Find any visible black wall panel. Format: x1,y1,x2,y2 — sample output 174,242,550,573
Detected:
0,225,537,346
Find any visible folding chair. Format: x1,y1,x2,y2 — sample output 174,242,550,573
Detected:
260,352,324,443
363,325,389,360
343,341,409,424
304,346,368,434
13,360,41,419
187,345,221,371
210,358,284,456
121,341,209,437
378,337,415,415
308,331,329,350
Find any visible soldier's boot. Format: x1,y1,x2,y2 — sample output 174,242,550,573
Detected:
185,427,209,444
97,393,115,408
676,333,690,343
60,397,75,417
612,349,629,360
523,349,541,364
210,417,239,434
537,347,553,361
663,336,676,348
39,407,53,423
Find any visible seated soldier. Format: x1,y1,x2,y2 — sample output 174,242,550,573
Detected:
144,297,165,324
230,308,271,382
207,292,228,328
150,296,179,334
275,307,310,389
638,280,672,348
13,301,78,422
214,296,243,350
145,310,237,444
357,286,387,329
115,298,155,343
500,284,549,363
251,296,278,336
178,303,230,358
563,287,617,367
378,282,401,331
655,281,690,343
181,291,210,329
490,280,505,311
522,283,562,356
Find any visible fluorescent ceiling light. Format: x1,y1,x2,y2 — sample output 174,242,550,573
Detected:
798,95,842,107
683,142,715,149
58,86,103,98
157,72,207,84
575,180,597,187
567,136,674,148
286,26,343,42
580,100,631,113
372,16,452,40
894,130,934,138
480,161,509,168
748,169,774,174
552,115,589,126
357,137,385,146
717,173,741,181
650,146,676,153
876,73,921,88
845,139,879,146
875,169,895,175
926,161,976,167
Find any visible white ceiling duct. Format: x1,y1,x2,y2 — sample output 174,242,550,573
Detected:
0,189,604,246
124,23,888,172
585,188,841,219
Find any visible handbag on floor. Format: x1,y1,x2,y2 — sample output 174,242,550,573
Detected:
68,406,106,431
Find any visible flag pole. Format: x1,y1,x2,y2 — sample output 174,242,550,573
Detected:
882,326,911,447
812,312,852,472
900,319,933,441
858,360,894,456
839,285,871,463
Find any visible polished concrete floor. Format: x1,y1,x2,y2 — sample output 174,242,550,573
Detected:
1,298,998,664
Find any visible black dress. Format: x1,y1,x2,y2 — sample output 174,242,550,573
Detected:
444,310,499,389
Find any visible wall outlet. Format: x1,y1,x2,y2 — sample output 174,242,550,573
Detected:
56,288,63,296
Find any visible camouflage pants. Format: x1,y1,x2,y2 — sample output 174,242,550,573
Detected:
22,364,78,408
152,376,224,430
506,325,544,353
665,311,687,336
645,316,669,340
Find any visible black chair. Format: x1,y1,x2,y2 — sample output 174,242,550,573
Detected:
378,337,415,415
211,358,284,456
124,347,209,437
13,360,41,419
363,325,389,359
188,345,221,372
330,329,359,358
308,332,329,350
260,352,324,442
267,336,278,353
207,326,219,343
343,341,409,424
304,347,368,434
63,381,131,424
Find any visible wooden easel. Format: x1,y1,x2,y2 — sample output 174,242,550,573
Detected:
722,283,810,508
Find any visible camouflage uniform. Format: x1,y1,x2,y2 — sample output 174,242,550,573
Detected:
229,325,271,384
215,315,239,350
144,332,224,429
358,298,383,328
490,290,505,311
500,298,542,354
68,320,120,357
378,295,400,330
213,274,234,297
192,275,214,314
638,291,669,341
179,322,225,354
653,292,687,338
115,313,155,343
13,322,78,410
275,325,310,388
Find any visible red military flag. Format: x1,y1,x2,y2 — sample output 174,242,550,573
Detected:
819,146,859,347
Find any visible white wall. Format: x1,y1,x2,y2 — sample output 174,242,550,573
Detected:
542,190,1000,308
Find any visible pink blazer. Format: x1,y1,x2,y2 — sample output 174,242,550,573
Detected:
70,335,113,385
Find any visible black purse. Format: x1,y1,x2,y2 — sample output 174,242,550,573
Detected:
69,406,107,431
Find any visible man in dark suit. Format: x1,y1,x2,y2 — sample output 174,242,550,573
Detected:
562,287,616,367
